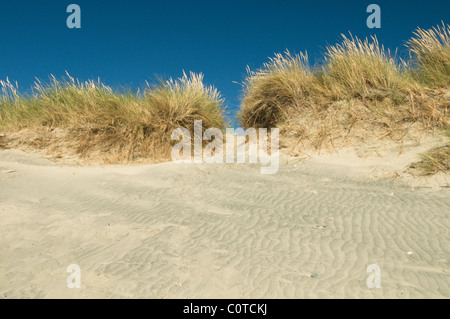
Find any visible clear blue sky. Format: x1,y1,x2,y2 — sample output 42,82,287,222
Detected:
1,0,449,125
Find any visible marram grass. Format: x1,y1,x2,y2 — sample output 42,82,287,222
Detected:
409,144,450,176
321,34,409,98
407,22,450,87
240,51,312,128
240,23,450,170
0,72,226,163
1,23,449,170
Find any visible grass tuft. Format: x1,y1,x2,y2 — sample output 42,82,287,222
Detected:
407,22,450,87
321,34,409,99
240,51,311,128
409,145,450,175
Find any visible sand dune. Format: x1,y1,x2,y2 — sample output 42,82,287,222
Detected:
0,148,449,299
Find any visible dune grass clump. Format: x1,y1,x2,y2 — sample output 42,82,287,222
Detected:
146,72,226,132
320,34,409,99
409,144,450,175
240,34,413,131
240,23,450,156
409,129,450,176
240,51,312,128
0,72,226,163
408,22,450,87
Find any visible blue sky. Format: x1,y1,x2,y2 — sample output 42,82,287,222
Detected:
0,0,449,125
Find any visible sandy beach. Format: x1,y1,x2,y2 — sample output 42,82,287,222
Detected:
1,0,449,303
0,142,449,299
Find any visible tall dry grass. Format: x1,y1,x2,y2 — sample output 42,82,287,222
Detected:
240,23,450,156
408,22,450,87
240,51,312,128
320,34,409,98
0,72,226,163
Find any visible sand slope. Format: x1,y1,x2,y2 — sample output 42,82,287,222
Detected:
0,149,449,299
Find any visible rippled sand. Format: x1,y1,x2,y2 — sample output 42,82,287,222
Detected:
0,149,449,298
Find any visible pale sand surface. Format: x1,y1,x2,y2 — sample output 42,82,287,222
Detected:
0,145,449,299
